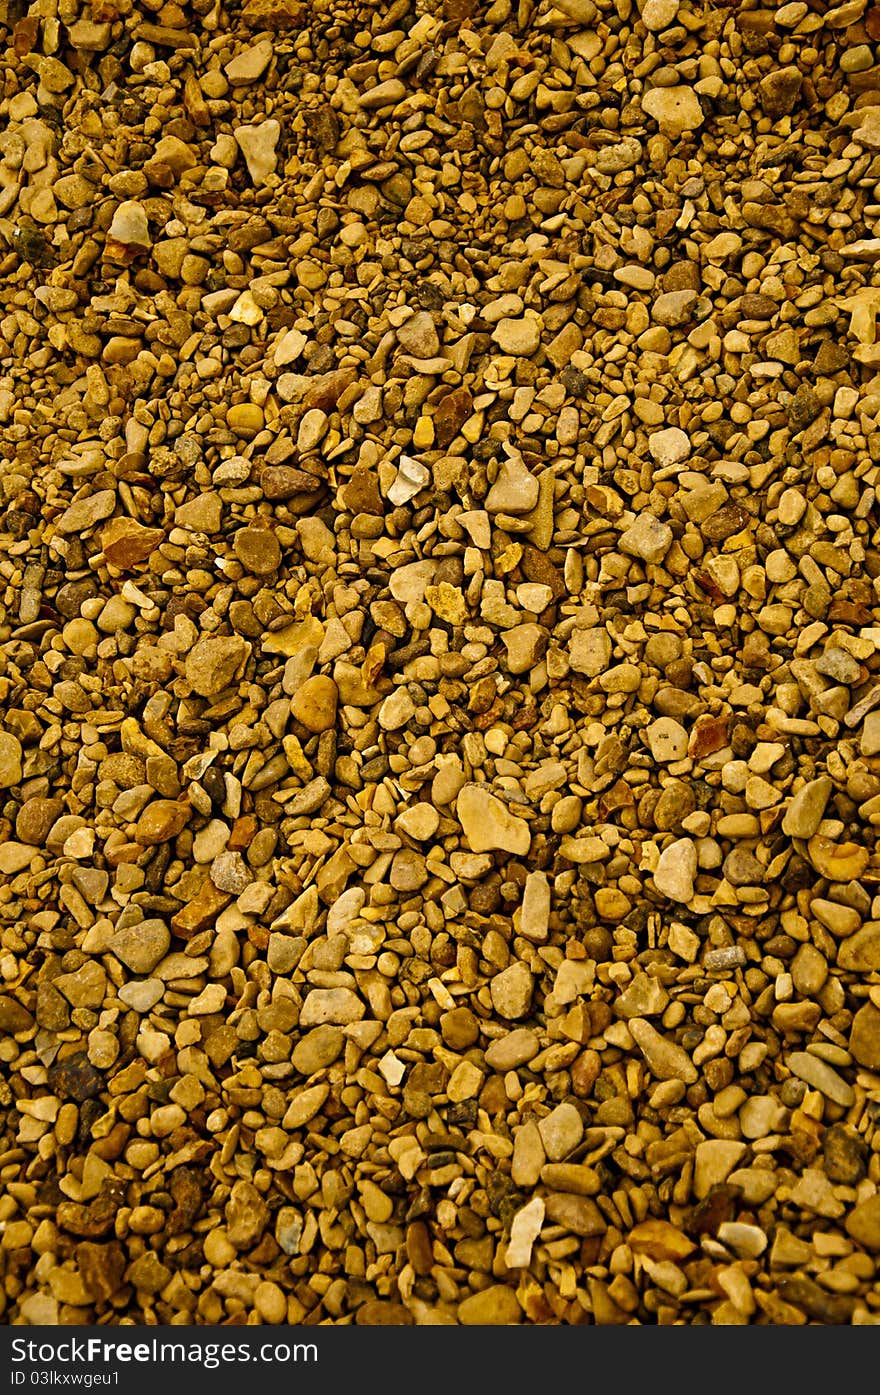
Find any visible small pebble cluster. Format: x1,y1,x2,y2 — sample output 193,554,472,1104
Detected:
3,0,880,1329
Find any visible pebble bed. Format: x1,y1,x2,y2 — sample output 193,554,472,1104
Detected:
3,0,880,1328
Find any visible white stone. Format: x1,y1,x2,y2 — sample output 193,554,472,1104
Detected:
642,85,704,136
505,1196,545,1269
648,426,690,467
387,454,430,506
108,200,150,247
653,837,697,902
234,120,280,186
646,717,689,763
225,39,273,83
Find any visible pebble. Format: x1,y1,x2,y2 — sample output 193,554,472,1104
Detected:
457,784,530,854
653,838,697,902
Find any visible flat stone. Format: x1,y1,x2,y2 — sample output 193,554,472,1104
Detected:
642,85,704,136
619,512,673,563
570,627,611,677
457,784,530,854
538,1102,583,1161
485,1029,539,1070
653,837,697,902
648,426,690,466
505,1196,545,1269
782,777,832,838
299,988,365,1026
786,1051,854,1108
492,317,542,355
109,920,170,974
850,1002,880,1069
485,455,540,514
543,1193,605,1237
693,1141,747,1199
234,120,280,185
629,1017,697,1082
395,311,439,358
490,962,534,1020
646,717,688,762
108,200,151,248
56,489,117,534
185,635,248,697
234,527,282,576
458,1285,522,1324
520,871,551,941
225,38,273,82
845,1196,880,1252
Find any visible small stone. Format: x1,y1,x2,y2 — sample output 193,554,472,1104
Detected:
520,872,551,941
641,0,679,27
619,513,673,563
538,1102,583,1161
234,120,280,185
490,963,534,1020
109,920,170,974
108,201,151,248
0,733,23,788
233,527,282,576
782,777,833,838
642,85,704,136
786,1052,854,1108
135,800,190,845
292,1025,344,1074
646,717,688,762
850,1003,880,1069
492,317,542,355
693,1141,747,1199
629,1017,697,1082
648,427,689,466
758,66,802,117
395,312,439,358
458,1286,522,1324
845,1197,880,1252
653,838,697,902
485,454,540,514
359,79,407,109
457,784,530,854
505,1197,545,1269
837,925,880,971
299,988,365,1026
185,635,247,697
291,675,338,732
485,1029,539,1071
225,39,273,82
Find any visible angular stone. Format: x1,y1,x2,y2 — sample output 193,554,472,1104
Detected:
629,1017,697,1082
185,635,248,697
300,988,365,1026
653,837,697,902
234,120,281,185
457,784,530,854
643,85,704,135
490,962,534,1020
619,513,673,563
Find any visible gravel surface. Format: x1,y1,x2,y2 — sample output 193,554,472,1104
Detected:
2,0,880,1328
